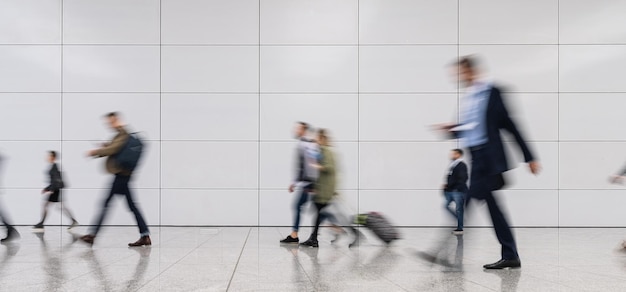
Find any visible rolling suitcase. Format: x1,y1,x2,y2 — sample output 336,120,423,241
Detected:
354,212,400,244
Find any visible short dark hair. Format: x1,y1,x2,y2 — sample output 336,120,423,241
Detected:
49,151,57,159
455,56,477,70
452,148,463,156
297,121,309,131
106,112,118,118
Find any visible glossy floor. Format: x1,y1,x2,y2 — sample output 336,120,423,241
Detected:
0,227,625,291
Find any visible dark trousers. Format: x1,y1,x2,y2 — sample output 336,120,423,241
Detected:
468,147,519,260
91,174,150,236
292,183,312,232
310,202,329,241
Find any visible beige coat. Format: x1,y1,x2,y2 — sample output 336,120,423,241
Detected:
313,146,337,204
94,127,130,175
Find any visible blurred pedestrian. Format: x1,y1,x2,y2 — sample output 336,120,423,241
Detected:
33,151,78,231
280,122,319,244
80,112,150,247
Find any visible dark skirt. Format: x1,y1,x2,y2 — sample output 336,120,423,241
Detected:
47,190,62,202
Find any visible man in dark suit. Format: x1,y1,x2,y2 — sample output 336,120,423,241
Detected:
436,56,541,269
443,149,468,235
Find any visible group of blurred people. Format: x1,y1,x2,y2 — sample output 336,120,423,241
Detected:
279,55,543,271
0,112,151,248
280,122,358,248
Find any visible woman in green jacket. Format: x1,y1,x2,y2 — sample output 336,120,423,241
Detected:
301,129,336,248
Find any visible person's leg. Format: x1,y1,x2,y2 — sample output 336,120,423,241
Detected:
89,176,119,236
290,185,310,237
452,192,465,230
37,202,51,226
120,176,149,236
485,191,519,260
443,191,457,219
310,203,328,241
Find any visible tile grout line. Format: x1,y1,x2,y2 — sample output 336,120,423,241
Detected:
257,0,261,229
226,227,252,291
59,0,64,242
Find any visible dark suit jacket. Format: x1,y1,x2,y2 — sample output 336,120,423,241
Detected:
44,163,64,192
453,85,535,176
445,161,468,193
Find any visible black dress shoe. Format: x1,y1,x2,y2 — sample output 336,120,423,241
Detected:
280,235,299,244
483,258,521,269
300,239,319,248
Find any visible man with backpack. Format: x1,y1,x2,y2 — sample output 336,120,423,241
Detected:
80,112,151,247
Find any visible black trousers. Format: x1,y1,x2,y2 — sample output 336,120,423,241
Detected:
91,174,150,236
468,147,519,260
310,202,329,241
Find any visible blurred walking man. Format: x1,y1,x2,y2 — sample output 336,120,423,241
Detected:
280,122,319,244
435,56,540,269
81,112,150,247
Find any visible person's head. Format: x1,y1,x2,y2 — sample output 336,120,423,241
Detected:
48,151,57,163
451,56,480,88
105,112,122,130
316,128,330,146
294,121,309,139
450,148,463,161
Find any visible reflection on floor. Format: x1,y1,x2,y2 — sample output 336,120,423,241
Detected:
0,227,626,291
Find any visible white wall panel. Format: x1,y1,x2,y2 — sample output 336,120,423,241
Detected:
560,45,626,92
260,0,357,44
0,46,60,92
260,46,357,93
560,93,626,141
0,94,60,140
260,94,358,141
63,46,159,92
560,0,626,44
161,142,258,189
0,0,61,44
162,94,258,141
161,190,258,226
459,0,558,44
495,190,559,227
359,0,457,45
359,94,457,141
162,0,259,45
559,190,626,227
559,142,626,190
63,0,159,44
161,46,258,93
359,46,457,93
359,142,456,190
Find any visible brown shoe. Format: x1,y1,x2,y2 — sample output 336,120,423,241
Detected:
128,236,151,247
80,234,95,246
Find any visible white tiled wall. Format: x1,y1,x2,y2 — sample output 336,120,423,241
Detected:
0,0,621,227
